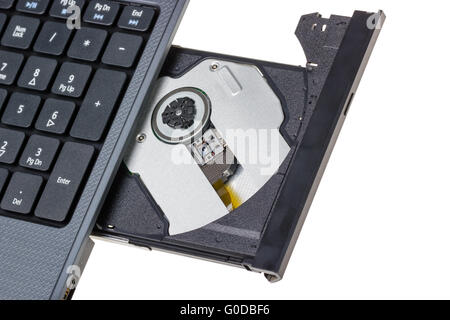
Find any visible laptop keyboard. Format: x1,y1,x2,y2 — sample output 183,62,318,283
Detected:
0,0,157,226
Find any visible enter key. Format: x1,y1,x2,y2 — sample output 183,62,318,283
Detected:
35,142,94,222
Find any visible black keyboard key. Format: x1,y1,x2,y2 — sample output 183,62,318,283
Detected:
0,0,14,9
33,21,72,56
102,33,143,68
17,56,57,91
0,168,9,194
50,0,85,19
0,51,24,85
67,27,107,62
1,172,43,214
118,5,155,32
70,69,126,141
52,62,92,98
1,16,40,49
0,128,26,164
0,13,6,33
83,1,119,26
35,142,94,222
16,0,49,14
2,92,41,128
35,98,75,134
0,89,7,109
19,135,60,171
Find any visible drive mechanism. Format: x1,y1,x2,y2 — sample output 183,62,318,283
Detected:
151,87,211,144
125,59,290,235
161,97,197,130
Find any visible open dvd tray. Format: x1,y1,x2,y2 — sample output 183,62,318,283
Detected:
93,10,385,282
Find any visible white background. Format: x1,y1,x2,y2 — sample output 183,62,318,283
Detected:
75,0,450,299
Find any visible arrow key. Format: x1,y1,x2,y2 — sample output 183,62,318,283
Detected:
35,99,76,135
17,56,57,91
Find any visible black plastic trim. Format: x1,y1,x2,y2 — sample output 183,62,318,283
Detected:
252,11,385,281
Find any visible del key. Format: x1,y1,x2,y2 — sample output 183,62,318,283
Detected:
35,142,94,222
